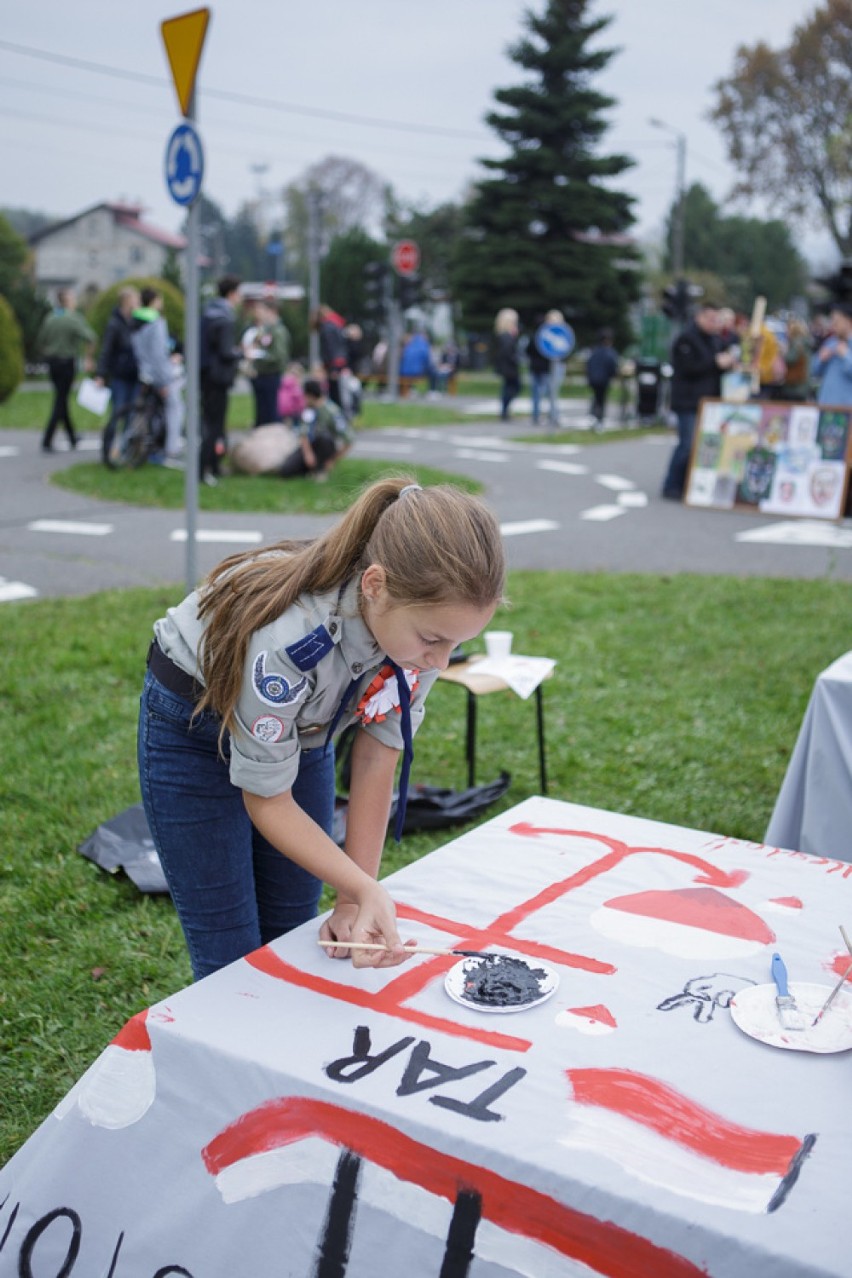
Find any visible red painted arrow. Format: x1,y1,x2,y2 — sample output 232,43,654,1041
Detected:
508,823,748,888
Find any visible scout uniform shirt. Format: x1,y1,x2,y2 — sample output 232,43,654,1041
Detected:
153,575,439,797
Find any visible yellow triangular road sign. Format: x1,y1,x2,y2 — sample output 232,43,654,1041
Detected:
161,8,211,118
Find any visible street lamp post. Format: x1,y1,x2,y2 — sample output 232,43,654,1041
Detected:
649,117,687,277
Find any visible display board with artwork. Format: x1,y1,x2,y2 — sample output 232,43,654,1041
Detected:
685,398,852,519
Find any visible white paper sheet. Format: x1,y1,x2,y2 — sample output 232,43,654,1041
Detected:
76,377,111,415
470,654,556,699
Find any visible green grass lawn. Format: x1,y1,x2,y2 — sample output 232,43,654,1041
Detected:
3,571,852,1165
53,457,482,513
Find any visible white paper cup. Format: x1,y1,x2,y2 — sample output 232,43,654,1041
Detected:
484,630,513,658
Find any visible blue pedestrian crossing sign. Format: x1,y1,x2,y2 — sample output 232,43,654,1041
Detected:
535,321,575,361
165,122,204,206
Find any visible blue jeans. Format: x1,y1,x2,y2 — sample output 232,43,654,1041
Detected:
252,373,281,427
530,372,549,424
138,670,333,980
110,377,138,419
662,410,696,498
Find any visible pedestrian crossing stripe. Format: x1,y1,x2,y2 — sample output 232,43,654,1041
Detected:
0,578,37,602
735,521,852,548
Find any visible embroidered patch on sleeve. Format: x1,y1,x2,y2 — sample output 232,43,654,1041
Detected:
356,664,420,725
251,714,286,743
252,651,309,708
284,624,334,672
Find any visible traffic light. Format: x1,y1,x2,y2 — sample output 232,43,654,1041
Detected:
397,273,422,311
815,260,852,305
661,278,701,322
363,260,388,320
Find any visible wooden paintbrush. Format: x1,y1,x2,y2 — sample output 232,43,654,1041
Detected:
811,925,852,1027
317,940,493,958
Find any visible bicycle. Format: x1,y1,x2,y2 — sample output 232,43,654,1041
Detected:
101,383,167,469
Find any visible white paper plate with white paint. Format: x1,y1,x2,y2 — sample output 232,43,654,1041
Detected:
730,982,852,1053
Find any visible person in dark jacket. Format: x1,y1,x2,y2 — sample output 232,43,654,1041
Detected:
37,288,97,451
94,286,140,432
311,304,348,407
586,328,620,429
661,303,735,501
494,308,521,422
199,275,242,486
527,314,551,427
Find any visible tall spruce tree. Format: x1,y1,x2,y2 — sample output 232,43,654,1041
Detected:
453,0,639,345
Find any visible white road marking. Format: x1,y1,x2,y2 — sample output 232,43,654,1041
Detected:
170,529,263,544
449,434,512,448
594,473,636,492
0,445,20,458
528,442,582,454
454,448,509,463
353,441,415,453
580,505,628,522
500,519,559,536
0,577,38,602
537,459,589,476
28,519,113,536
618,491,649,508
735,520,852,548
388,428,445,441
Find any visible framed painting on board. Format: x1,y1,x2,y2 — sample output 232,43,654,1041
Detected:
684,398,852,520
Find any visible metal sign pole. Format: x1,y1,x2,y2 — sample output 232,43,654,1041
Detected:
387,297,401,402
184,90,200,592
161,8,209,592
308,188,321,369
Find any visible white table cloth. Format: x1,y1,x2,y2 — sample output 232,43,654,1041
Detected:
766,650,852,862
2,795,852,1277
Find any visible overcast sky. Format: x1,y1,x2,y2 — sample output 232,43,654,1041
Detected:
1,0,834,266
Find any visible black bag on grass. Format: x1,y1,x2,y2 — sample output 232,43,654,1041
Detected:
396,772,511,833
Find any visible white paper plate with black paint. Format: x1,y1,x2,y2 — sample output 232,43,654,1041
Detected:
445,954,559,1014
730,982,852,1053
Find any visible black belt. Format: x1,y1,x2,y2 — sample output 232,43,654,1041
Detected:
147,639,204,701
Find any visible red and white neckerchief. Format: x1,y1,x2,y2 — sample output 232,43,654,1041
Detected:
356,664,419,725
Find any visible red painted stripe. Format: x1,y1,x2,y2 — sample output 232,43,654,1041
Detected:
202,1096,709,1278
568,1068,801,1176
246,949,532,1053
394,905,616,975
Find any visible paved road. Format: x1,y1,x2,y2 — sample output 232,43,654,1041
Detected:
2,407,852,603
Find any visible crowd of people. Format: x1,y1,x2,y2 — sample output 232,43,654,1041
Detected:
37,278,852,501
491,305,621,430
195,282,360,486
661,301,852,501
35,277,370,485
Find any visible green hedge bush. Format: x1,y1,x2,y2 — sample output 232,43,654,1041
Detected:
0,293,25,403
87,277,185,343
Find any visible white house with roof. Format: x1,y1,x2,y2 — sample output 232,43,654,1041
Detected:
30,202,187,301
